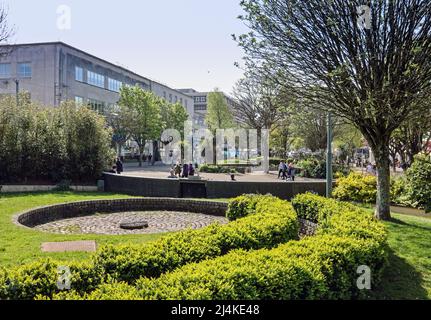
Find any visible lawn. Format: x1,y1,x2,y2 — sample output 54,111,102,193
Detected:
0,192,166,267
0,192,430,300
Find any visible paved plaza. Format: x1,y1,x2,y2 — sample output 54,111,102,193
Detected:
121,162,323,182
35,211,229,235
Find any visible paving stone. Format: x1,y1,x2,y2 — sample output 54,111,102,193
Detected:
41,240,97,252
35,211,228,235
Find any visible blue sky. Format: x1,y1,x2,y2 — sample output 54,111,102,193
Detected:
3,0,249,93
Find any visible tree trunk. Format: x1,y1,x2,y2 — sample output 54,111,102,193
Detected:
372,142,392,221
138,146,143,167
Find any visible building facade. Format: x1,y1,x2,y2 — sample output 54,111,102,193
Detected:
0,42,194,117
178,88,237,128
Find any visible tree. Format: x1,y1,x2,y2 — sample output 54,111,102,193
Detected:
106,105,129,157
205,90,234,132
205,90,235,164
0,5,13,56
390,111,431,170
236,0,431,220
232,75,285,131
118,86,163,167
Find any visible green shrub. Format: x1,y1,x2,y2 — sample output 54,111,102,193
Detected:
1,196,298,300
226,194,269,221
198,164,237,174
404,155,431,212
93,195,298,284
333,172,377,203
0,97,114,183
53,194,387,301
0,260,104,300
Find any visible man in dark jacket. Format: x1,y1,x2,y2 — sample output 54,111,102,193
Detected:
116,158,124,174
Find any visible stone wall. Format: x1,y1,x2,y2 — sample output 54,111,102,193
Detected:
14,198,228,228
104,173,327,201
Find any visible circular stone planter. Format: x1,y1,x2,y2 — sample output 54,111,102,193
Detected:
13,198,228,231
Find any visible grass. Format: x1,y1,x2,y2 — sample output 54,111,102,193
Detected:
0,192,166,267
357,205,431,299
369,213,431,299
0,192,430,299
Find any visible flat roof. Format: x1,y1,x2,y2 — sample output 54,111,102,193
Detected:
0,41,192,98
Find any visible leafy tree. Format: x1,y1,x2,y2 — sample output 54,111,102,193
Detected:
205,89,234,132
118,86,163,166
236,0,431,220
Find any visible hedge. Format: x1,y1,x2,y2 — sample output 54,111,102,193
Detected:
51,193,387,300
0,195,298,300
332,172,377,203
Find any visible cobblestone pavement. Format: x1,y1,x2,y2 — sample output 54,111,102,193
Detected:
35,211,228,235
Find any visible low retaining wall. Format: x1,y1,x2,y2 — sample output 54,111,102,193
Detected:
104,173,327,200
14,198,228,228
0,185,98,193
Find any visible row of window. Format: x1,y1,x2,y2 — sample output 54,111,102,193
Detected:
162,91,188,107
194,96,207,103
75,66,123,92
0,62,32,78
75,96,118,114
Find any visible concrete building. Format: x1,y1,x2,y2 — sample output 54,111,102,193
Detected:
178,88,237,127
0,42,194,117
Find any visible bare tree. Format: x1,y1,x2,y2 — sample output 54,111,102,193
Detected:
232,75,286,131
0,5,14,56
235,0,431,220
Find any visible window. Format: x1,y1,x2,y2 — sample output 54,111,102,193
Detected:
0,63,11,78
174,96,178,103
75,96,84,105
163,91,167,99
75,66,84,82
87,71,105,88
195,105,207,111
194,96,206,103
169,93,172,103
88,98,106,114
180,98,183,105
108,78,122,92
18,63,32,78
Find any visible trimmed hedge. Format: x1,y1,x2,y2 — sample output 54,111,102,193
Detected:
92,195,298,283
0,195,298,300
51,193,387,300
332,172,377,203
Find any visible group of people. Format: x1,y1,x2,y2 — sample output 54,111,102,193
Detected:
108,157,124,174
278,161,296,181
171,162,196,178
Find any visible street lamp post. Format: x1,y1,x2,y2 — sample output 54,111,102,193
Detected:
15,79,19,106
326,112,333,198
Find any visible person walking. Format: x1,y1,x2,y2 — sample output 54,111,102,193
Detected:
174,161,182,178
182,163,189,178
282,162,288,180
288,162,296,181
116,158,124,175
148,154,153,165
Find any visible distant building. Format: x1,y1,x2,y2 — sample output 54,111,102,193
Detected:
0,42,194,118
178,88,237,128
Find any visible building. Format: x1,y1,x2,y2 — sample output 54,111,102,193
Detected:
0,42,194,117
178,88,237,128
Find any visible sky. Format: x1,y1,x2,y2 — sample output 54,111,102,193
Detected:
2,0,249,94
